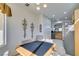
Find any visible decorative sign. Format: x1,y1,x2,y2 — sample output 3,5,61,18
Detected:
22,18,27,38
31,23,34,38
39,24,42,32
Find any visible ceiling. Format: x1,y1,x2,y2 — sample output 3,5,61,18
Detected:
25,3,79,21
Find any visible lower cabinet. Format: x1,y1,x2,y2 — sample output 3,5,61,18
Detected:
55,32,62,40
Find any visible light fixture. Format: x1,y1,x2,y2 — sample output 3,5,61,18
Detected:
36,7,40,10
43,4,47,8
36,3,47,10
64,12,67,14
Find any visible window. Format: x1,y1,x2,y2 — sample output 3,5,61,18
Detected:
0,12,7,47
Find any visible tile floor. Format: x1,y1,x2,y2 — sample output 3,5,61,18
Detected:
52,39,70,56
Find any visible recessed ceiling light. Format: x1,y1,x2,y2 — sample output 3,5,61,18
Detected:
36,3,40,5
64,12,67,14
43,4,47,8
36,7,40,10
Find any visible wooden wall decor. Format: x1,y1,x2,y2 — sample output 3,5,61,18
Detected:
74,9,79,56
22,18,27,38
0,3,12,16
31,23,34,38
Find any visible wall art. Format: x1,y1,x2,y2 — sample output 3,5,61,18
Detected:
22,18,27,38
30,22,34,38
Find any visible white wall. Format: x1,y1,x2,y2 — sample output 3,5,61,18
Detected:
37,15,51,39
42,16,51,39
6,4,40,55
